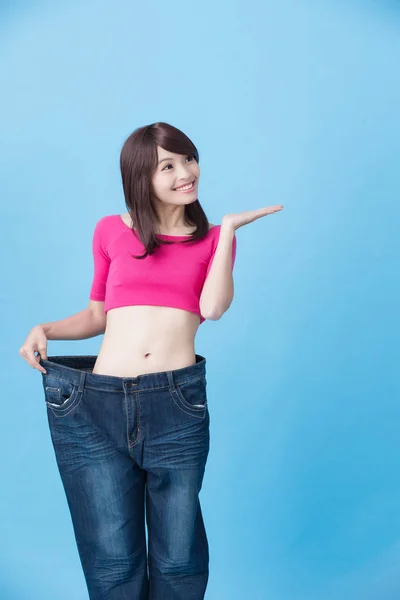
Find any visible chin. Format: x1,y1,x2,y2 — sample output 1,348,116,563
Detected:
184,196,198,205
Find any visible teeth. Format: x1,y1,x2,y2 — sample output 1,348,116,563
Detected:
175,181,194,191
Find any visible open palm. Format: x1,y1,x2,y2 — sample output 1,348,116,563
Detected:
222,205,284,231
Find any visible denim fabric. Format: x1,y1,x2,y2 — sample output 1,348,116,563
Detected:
39,354,210,600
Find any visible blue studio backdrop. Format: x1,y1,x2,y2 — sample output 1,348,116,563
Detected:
1,1,399,599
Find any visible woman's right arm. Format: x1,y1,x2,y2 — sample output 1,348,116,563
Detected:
40,301,106,340
19,301,106,373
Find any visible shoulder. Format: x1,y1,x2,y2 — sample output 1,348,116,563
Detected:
208,223,221,234
91,215,121,249
93,214,120,232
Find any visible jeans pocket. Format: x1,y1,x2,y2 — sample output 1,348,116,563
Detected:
171,376,208,419
43,376,82,417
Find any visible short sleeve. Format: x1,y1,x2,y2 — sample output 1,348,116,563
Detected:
89,217,111,302
205,229,237,278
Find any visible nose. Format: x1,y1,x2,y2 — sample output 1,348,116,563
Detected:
177,170,193,181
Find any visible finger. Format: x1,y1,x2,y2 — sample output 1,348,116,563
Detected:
34,354,47,374
245,206,278,219
36,347,48,361
28,352,47,374
19,347,46,373
259,205,283,214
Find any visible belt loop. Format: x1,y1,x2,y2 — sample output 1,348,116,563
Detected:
78,370,86,393
166,371,175,391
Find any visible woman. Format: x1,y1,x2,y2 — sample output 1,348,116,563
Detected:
19,121,283,600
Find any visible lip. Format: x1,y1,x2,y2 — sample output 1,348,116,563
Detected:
174,179,196,192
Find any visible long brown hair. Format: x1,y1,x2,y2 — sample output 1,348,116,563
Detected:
120,122,210,259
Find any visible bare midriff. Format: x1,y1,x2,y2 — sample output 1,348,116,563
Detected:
92,305,201,377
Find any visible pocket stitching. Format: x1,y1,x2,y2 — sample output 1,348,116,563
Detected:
171,377,207,419
175,384,207,411
47,392,83,418
170,389,205,419
44,386,61,407
45,386,82,417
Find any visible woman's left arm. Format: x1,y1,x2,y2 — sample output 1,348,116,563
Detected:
199,224,236,320
199,204,285,320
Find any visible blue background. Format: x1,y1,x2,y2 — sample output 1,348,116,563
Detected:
1,1,399,598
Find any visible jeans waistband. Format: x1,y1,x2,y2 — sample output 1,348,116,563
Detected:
39,354,207,392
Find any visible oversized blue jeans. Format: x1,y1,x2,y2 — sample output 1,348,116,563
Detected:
39,354,210,600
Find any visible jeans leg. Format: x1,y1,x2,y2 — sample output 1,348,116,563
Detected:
46,386,149,599
145,468,209,599
142,377,210,600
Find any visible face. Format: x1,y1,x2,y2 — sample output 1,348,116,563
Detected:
151,145,200,207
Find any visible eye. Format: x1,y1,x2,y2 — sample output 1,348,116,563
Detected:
162,155,194,171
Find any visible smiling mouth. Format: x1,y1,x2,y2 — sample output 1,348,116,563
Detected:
174,180,195,191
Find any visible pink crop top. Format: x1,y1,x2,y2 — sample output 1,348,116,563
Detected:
89,215,237,324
